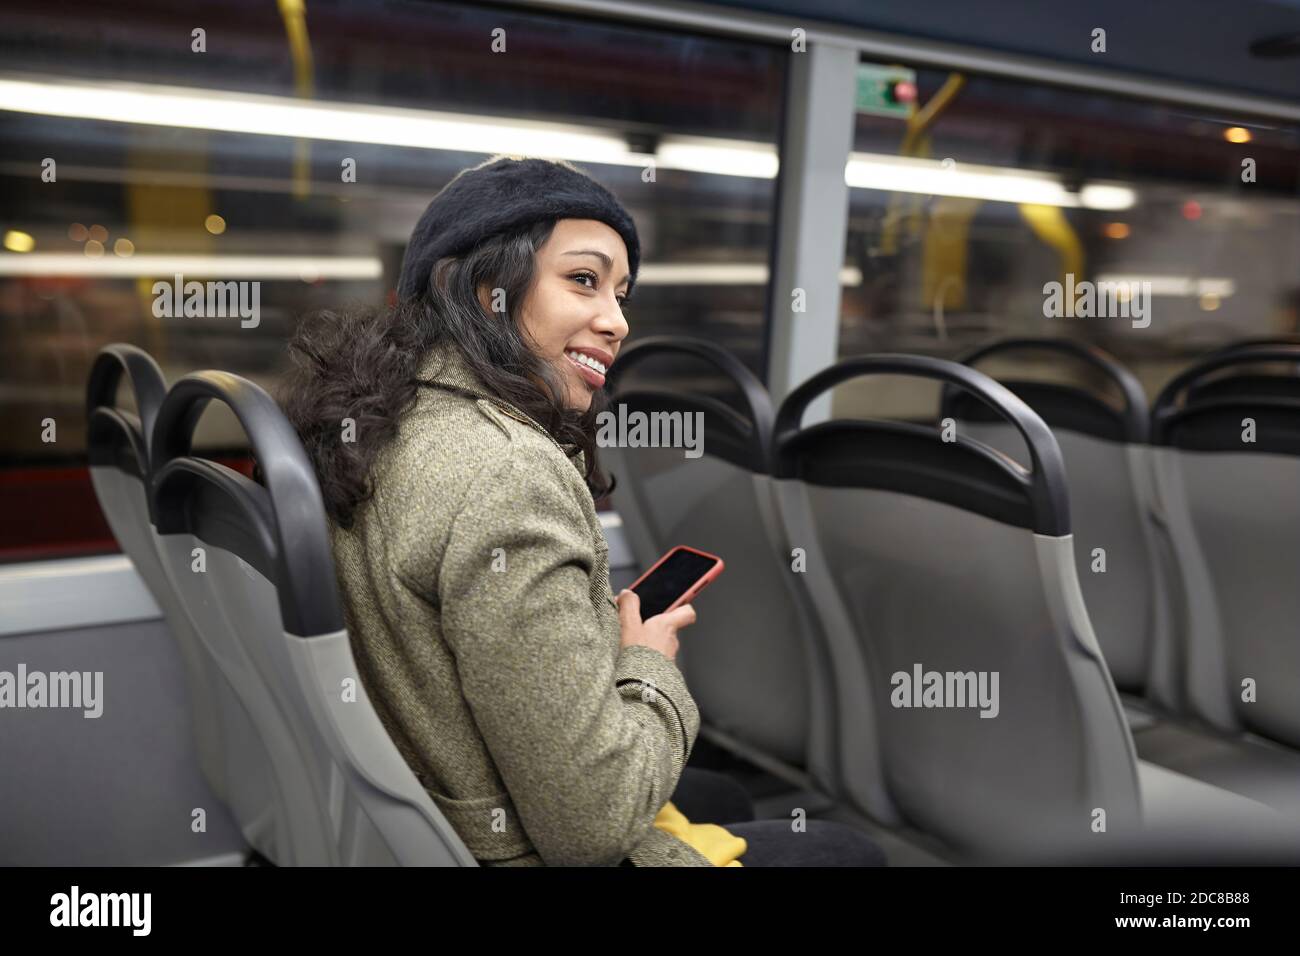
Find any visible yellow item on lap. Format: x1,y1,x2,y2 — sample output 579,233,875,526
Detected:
653,800,747,867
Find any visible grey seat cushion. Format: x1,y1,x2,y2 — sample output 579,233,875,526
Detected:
1134,718,1300,819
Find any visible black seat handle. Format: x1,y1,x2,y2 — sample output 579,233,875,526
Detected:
86,344,168,458
773,354,1070,536
1214,336,1300,354
606,336,774,469
943,337,1149,442
1152,345,1300,445
151,370,342,637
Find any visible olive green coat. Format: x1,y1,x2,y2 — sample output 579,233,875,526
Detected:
329,342,711,866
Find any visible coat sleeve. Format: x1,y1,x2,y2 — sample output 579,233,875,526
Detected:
433,443,700,866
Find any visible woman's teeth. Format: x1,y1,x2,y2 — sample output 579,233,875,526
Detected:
565,350,607,375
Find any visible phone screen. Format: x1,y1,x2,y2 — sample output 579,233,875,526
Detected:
631,549,720,619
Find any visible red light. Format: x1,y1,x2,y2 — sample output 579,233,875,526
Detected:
1182,200,1202,221
891,80,918,104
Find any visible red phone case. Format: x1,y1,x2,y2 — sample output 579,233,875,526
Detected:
627,545,725,614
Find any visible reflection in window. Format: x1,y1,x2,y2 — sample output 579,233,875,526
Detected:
836,61,1300,421
0,0,785,560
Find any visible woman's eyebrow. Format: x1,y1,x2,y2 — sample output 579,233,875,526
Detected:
562,249,630,287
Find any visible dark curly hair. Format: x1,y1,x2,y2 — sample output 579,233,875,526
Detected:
279,218,613,529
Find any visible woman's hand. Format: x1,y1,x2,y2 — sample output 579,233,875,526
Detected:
616,589,696,661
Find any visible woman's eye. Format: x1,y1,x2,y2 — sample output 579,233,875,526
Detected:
572,271,597,289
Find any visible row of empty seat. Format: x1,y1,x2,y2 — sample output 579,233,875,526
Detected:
605,336,1300,862
87,345,477,866
947,339,1300,818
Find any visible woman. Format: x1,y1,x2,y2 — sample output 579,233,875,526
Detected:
281,155,884,867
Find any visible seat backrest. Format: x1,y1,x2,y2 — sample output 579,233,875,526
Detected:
149,371,476,866
1185,337,1300,404
773,354,1142,856
85,345,236,808
1213,335,1300,353
1151,346,1300,748
603,338,834,782
939,338,1173,703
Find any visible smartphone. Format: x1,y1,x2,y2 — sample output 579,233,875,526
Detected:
627,545,725,620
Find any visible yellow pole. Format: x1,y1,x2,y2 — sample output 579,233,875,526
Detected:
278,0,315,200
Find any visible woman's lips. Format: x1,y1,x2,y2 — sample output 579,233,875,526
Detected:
565,352,607,388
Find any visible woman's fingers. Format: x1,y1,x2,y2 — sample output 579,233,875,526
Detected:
616,589,641,628
661,602,696,632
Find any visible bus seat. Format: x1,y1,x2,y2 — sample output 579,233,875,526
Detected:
603,337,835,787
771,354,1297,859
940,338,1177,710
149,370,476,866
1149,347,1300,756
944,342,1300,824
1184,338,1300,405
85,345,235,811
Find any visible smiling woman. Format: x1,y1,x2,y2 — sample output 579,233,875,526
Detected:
512,221,632,405
280,158,634,529
280,155,709,865
276,153,882,868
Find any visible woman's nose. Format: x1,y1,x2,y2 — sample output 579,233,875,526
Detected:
595,298,629,340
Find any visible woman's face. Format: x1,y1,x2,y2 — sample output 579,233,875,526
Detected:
504,218,631,412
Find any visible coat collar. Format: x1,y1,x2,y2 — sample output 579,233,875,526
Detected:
415,342,587,473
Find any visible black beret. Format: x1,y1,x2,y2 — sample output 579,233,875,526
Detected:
396,154,641,301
